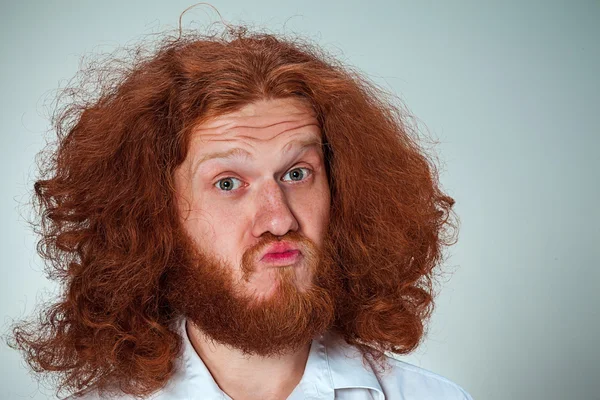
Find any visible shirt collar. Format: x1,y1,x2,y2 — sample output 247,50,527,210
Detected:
319,330,384,399
175,318,384,400
178,318,229,399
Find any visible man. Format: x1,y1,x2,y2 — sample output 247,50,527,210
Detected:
10,24,472,400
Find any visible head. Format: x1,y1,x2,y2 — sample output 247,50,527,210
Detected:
169,97,340,356
10,26,457,398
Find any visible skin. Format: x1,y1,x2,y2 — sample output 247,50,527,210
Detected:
173,97,331,400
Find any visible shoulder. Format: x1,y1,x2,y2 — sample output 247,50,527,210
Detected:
321,331,473,400
376,356,473,400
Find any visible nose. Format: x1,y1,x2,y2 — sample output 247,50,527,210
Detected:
251,179,299,238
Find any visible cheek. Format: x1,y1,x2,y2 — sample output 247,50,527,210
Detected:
174,168,246,261
186,200,246,257
317,173,332,218
181,214,214,254
299,181,331,241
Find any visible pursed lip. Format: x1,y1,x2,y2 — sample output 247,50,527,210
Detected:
259,241,300,261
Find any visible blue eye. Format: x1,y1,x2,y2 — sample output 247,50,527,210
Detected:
214,167,312,194
214,177,243,192
282,167,312,182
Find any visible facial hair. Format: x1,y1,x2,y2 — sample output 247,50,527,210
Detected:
165,229,342,358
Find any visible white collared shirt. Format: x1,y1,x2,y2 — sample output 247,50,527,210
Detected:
77,318,473,399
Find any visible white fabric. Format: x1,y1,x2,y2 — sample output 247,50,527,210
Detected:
77,318,473,399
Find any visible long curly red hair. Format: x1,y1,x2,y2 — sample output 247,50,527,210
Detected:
9,25,458,398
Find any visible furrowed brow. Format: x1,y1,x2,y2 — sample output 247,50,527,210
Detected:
193,136,324,174
196,147,254,167
282,137,324,154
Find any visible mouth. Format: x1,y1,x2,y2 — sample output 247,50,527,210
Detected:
260,250,302,266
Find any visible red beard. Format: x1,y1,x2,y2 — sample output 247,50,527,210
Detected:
166,230,342,357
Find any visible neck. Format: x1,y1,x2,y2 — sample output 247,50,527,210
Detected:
186,320,312,400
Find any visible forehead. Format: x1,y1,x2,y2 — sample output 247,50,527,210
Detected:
191,98,321,145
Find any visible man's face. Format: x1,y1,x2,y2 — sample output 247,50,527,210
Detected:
170,97,338,356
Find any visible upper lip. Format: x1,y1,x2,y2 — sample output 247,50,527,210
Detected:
260,242,300,260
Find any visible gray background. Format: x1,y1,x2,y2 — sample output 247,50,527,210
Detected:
1,1,598,399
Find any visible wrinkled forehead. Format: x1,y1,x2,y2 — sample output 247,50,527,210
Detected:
191,98,321,143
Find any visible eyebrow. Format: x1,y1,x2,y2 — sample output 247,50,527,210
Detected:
193,137,324,172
